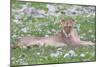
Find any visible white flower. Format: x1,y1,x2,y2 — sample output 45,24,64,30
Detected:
45,35,49,37
69,50,77,57
18,58,28,65
80,53,85,57
57,48,62,51
88,30,92,33
69,50,75,54
11,57,15,60
38,29,42,32
50,51,62,58
64,50,77,58
51,29,56,32
12,35,17,38
13,19,18,23
47,30,51,34
50,53,59,58
64,53,70,58
91,35,94,38
37,52,40,55
21,28,27,33
38,24,42,26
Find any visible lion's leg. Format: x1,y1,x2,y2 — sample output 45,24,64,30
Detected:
80,41,95,46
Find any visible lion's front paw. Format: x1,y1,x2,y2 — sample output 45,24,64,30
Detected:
88,41,95,46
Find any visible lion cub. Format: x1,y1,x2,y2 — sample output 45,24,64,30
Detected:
12,18,94,48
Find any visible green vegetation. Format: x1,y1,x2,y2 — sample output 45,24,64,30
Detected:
11,46,95,66
11,1,96,66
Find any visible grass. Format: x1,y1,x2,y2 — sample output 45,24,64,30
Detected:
11,46,95,66
11,15,96,66
11,1,96,66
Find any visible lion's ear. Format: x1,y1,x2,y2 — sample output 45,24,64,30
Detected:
61,19,65,26
69,18,75,22
70,19,76,27
61,19,65,22
69,18,76,24
72,19,77,23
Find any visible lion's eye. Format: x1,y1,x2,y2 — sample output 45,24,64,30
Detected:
64,26,72,28
68,26,72,28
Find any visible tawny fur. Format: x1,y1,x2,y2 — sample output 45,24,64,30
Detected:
12,18,95,48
